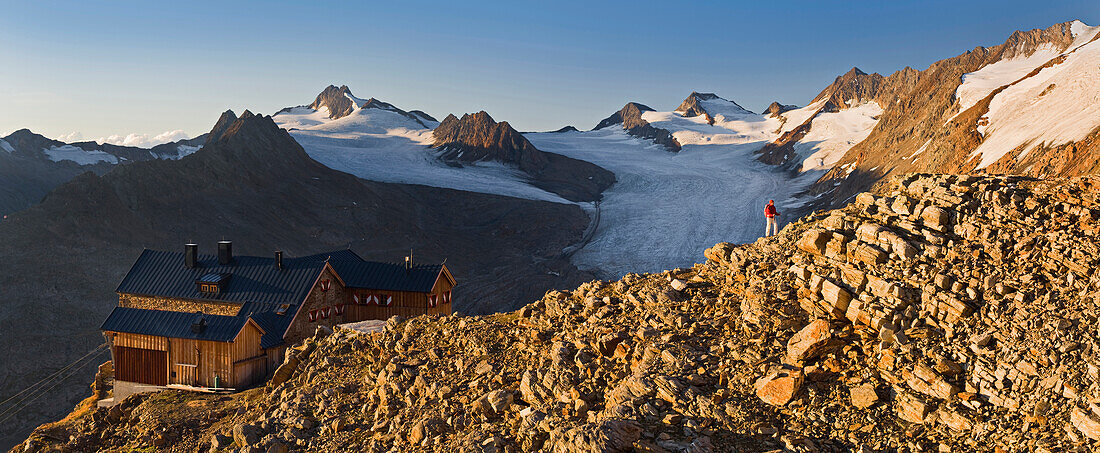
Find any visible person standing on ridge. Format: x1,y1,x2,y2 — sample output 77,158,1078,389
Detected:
764,200,780,237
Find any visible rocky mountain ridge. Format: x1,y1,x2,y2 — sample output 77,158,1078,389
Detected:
756,67,887,167
593,102,682,152
0,128,204,216
812,20,1100,207
19,172,1100,452
433,111,615,202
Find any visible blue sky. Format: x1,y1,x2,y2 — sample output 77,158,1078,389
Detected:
1,0,1097,144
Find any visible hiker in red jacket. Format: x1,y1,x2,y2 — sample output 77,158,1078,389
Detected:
764,200,780,237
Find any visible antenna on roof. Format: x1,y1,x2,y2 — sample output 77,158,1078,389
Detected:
405,249,413,274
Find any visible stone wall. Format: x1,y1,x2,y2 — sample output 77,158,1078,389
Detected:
118,293,240,316
283,266,347,345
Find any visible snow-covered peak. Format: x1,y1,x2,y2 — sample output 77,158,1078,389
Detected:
280,86,436,130
953,43,1062,115
1066,21,1100,53
675,92,753,120
969,33,1100,169
345,91,369,109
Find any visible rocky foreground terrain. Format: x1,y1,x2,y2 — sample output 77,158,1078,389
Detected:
17,173,1100,452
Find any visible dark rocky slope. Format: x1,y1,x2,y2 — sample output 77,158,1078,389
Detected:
0,112,596,449
433,111,615,202
594,102,682,152
0,129,204,216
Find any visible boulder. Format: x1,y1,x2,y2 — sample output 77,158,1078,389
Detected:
896,393,930,424
785,319,832,364
849,383,878,409
921,206,951,231
755,366,804,406
820,281,852,313
232,424,261,447
797,229,830,255
548,419,642,453
1071,407,1100,440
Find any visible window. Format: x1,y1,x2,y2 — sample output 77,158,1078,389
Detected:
443,291,452,304
379,295,393,306
319,279,331,292
308,309,319,322
334,304,346,315
276,304,291,315
428,294,438,307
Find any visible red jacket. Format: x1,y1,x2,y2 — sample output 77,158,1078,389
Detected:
765,204,778,218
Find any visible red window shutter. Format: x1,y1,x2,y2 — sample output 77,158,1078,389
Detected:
429,295,438,307
382,295,393,306
352,294,360,304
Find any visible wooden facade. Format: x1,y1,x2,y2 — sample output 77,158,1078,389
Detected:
346,268,455,320
106,320,270,389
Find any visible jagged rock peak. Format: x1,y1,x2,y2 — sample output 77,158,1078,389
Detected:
593,102,681,152
308,84,358,119
552,125,579,133
811,67,885,112
593,102,654,130
434,111,525,148
206,110,287,148
204,110,239,146
764,102,798,117
432,111,549,174
996,20,1080,59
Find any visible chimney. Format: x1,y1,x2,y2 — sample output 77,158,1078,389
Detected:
218,241,233,265
191,312,207,334
185,243,198,269
275,250,284,269
404,256,411,274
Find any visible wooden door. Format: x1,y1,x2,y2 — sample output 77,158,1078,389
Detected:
114,346,168,386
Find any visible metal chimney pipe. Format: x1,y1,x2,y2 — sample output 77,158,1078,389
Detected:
185,243,198,269
218,241,233,265
275,250,284,269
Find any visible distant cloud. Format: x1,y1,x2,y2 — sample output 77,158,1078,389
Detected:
95,130,190,148
53,130,191,148
57,132,84,142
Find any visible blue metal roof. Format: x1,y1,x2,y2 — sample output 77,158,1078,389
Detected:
101,307,253,342
245,308,296,349
115,249,350,305
109,248,450,349
196,273,230,284
327,256,445,293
